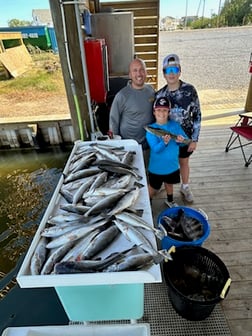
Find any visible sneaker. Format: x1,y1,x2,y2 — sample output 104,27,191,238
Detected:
165,200,178,208
180,185,194,203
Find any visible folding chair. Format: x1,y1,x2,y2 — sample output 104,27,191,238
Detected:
225,112,252,167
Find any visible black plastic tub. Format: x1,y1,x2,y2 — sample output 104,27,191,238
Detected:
163,246,231,320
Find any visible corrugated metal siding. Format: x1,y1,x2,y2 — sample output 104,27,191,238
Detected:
101,0,160,89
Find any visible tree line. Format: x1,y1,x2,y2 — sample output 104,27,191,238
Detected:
189,0,252,29
8,0,252,29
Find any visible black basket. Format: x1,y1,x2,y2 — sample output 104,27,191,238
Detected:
163,246,231,320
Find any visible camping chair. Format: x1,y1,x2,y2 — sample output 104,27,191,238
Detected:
225,112,252,167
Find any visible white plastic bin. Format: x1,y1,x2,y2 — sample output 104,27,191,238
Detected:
2,324,151,336
16,140,161,321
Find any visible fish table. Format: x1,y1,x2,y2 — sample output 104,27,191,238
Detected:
17,140,162,322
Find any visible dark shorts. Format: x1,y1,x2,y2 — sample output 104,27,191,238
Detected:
148,169,180,190
179,145,194,158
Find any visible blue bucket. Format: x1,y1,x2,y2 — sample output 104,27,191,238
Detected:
158,206,210,250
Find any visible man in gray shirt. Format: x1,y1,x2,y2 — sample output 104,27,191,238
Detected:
109,58,155,151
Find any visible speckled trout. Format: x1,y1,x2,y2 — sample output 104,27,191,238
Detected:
144,126,191,145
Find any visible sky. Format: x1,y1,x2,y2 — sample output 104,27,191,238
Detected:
0,0,222,27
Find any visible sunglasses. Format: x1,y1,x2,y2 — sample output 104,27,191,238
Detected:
164,66,180,75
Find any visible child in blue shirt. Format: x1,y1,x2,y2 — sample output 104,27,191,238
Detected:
146,97,188,207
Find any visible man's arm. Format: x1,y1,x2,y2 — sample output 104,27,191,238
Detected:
109,93,123,136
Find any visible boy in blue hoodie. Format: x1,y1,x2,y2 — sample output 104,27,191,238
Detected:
146,97,188,207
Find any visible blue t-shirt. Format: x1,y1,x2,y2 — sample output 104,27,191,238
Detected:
146,120,188,175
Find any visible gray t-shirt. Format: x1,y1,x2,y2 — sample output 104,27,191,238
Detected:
109,82,155,148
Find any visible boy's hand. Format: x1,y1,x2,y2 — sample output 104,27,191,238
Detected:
162,134,171,145
176,135,184,143
188,141,197,152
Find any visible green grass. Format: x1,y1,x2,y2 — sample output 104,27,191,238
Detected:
4,71,60,91
0,53,65,94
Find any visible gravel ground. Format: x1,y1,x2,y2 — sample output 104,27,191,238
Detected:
1,26,251,120
158,26,252,110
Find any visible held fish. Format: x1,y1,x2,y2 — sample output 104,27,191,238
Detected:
144,126,191,145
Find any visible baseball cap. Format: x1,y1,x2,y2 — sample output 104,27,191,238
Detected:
163,54,180,68
153,97,170,109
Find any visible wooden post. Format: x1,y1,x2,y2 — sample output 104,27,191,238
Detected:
245,76,252,112
49,0,91,140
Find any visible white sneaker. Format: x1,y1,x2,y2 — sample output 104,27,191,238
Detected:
180,185,194,203
165,200,178,208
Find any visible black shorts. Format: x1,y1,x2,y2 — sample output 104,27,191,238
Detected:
148,169,180,190
179,145,193,158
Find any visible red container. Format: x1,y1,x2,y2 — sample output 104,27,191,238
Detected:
84,38,108,103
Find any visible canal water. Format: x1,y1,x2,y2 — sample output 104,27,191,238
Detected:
0,146,72,278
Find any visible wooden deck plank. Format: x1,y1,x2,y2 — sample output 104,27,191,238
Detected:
209,229,252,241
225,265,252,281
152,120,252,335
212,251,252,267
228,320,252,336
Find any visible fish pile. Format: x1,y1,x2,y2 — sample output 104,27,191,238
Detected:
159,208,204,241
30,141,171,276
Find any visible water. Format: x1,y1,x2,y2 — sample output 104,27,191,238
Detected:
0,147,72,277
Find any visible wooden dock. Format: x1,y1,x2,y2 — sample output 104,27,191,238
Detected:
0,117,73,149
151,114,252,336
0,111,251,335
